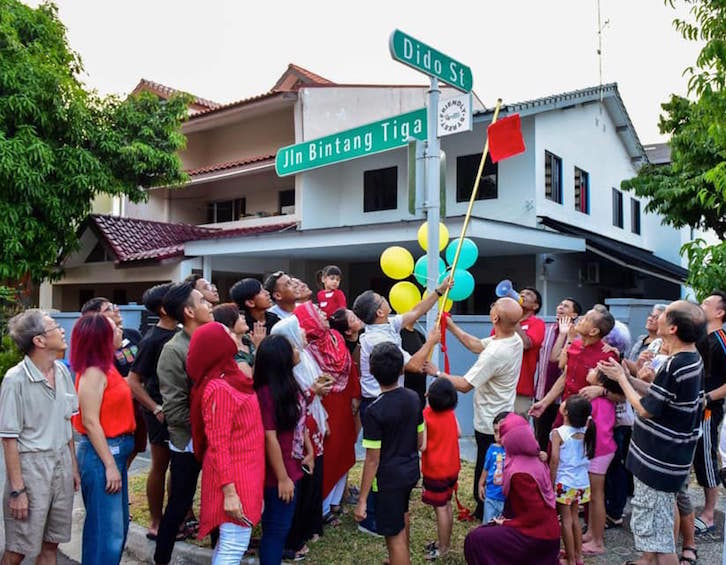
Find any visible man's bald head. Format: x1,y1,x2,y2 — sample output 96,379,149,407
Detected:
493,297,523,330
662,300,706,344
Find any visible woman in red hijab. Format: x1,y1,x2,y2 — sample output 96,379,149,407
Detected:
295,302,360,521
464,413,560,565
187,322,264,563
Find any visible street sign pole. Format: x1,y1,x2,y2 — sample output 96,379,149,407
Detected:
425,76,441,353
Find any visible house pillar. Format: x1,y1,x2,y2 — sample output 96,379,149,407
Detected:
202,256,212,282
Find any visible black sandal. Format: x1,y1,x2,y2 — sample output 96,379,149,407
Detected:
679,545,698,565
605,515,623,529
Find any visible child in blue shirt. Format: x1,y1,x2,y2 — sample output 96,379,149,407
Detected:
478,411,509,523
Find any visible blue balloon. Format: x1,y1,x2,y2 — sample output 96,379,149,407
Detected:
439,269,475,301
414,255,446,287
445,238,478,270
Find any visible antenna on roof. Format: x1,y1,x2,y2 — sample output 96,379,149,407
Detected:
597,0,610,102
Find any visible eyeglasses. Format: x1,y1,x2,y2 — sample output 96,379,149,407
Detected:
101,303,118,313
38,324,62,336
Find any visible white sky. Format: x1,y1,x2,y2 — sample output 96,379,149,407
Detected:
27,0,702,143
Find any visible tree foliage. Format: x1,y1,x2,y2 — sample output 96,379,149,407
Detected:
622,0,726,298
0,0,190,285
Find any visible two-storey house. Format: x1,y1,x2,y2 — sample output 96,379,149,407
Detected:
41,65,687,313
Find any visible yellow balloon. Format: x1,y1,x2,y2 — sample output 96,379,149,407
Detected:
380,246,414,280
417,222,449,251
389,282,421,313
423,290,453,312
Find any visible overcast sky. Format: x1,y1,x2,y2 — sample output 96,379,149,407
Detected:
27,0,702,143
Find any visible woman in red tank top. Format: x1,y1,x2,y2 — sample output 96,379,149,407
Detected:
71,313,136,565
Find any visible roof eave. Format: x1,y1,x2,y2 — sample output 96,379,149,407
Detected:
183,92,297,133
472,83,648,163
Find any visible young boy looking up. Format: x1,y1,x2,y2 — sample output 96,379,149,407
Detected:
354,342,424,565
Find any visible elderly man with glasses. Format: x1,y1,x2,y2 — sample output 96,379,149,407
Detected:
0,310,80,565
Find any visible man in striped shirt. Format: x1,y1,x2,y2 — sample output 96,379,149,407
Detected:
598,300,705,564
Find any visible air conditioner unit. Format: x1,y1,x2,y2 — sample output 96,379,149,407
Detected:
580,262,600,284
281,205,295,215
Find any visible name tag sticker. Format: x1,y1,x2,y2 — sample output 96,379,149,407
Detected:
110,445,120,455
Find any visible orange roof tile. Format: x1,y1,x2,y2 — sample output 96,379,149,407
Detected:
185,154,276,176
131,79,221,110
87,214,297,264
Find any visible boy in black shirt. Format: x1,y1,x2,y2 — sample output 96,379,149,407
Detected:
355,342,424,565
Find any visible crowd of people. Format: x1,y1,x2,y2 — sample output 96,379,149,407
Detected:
1,265,725,565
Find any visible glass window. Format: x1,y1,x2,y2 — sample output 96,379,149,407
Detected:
545,151,562,204
612,188,624,228
456,153,497,202
364,166,398,212
631,197,641,234
574,167,589,214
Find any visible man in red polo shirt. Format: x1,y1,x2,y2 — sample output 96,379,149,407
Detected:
530,304,617,427
511,287,545,416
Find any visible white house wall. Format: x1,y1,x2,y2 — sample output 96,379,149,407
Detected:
534,102,646,247
441,118,537,227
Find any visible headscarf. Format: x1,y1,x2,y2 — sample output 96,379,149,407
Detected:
500,413,556,509
294,301,351,392
187,322,254,462
270,316,328,436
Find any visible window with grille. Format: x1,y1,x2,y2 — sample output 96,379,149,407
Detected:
545,151,562,204
574,167,589,214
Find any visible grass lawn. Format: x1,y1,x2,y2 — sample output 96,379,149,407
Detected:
129,461,478,564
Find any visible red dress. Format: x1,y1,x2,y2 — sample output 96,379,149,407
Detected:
317,289,347,319
321,362,361,497
199,379,265,537
464,474,560,565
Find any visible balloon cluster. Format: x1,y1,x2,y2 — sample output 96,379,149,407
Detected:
379,222,479,313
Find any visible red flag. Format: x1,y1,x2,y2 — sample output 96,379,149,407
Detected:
487,114,525,163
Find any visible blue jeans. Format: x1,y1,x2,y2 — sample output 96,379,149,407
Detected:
77,434,134,565
483,497,505,524
260,484,298,565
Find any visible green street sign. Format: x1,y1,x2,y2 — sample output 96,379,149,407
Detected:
389,29,472,93
275,108,427,177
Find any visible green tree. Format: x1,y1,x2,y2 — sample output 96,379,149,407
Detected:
622,0,726,299
0,0,189,289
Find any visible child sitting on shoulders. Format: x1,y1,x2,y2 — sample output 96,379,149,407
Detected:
421,378,461,560
478,411,510,524
550,395,596,565
317,265,347,319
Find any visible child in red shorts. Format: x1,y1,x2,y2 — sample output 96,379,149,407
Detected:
421,378,461,560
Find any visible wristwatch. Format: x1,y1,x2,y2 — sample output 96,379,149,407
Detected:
705,392,713,404
435,288,443,297
9,487,26,498
153,405,163,415
435,370,442,378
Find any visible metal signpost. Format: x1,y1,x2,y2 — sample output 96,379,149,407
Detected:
390,30,472,337
274,30,473,343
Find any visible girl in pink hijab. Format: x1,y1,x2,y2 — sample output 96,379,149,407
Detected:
464,414,560,565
